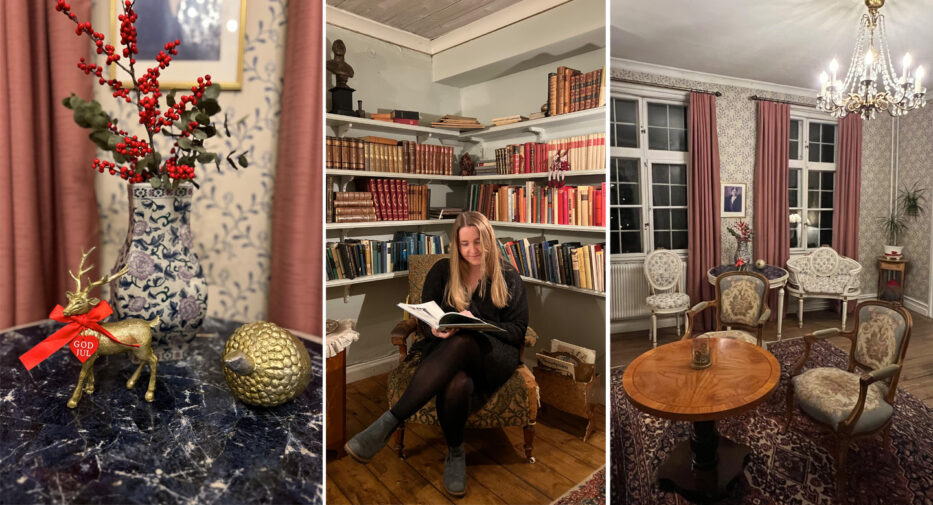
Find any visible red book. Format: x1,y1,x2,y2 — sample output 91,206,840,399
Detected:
400,180,409,220
393,118,418,126
523,143,531,174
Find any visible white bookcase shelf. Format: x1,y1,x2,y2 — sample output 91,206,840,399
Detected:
325,219,455,231
464,107,605,143
326,113,463,142
325,168,604,182
520,276,606,297
491,221,605,234
326,270,409,288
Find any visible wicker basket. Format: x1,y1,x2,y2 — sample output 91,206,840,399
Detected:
532,352,597,441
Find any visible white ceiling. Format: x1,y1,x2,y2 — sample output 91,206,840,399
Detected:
611,0,933,89
326,0,526,40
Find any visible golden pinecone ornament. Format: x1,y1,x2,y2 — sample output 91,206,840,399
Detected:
222,321,312,407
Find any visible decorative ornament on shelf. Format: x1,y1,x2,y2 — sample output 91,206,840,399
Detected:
728,220,754,266
459,152,475,176
816,0,926,119
53,0,248,347
222,322,313,407
17,248,160,409
326,39,357,117
755,259,767,270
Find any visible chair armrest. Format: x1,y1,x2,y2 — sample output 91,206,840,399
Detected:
840,364,901,433
390,319,419,361
790,328,843,377
757,308,771,326
682,300,717,340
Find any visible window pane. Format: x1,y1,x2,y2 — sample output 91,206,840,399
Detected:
648,127,668,150
616,125,637,148
616,158,639,182
789,188,798,207
672,231,688,250
647,103,668,127
618,183,638,205
808,144,819,162
809,123,821,142
808,210,820,228
790,119,799,140
652,184,670,206
822,124,836,143
654,209,671,230
821,210,833,226
807,227,820,248
822,171,834,189
790,228,799,248
654,231,671,249
670,129,687,151
611,231,621,254
615,99,636,124
789,141,798,160
821,191,833,208
671,185,687,206
789,169,799,188
821,144,834,163
820,229,833,247
619,208,640,230
652,164,670,184
808,171,820,187
672,209,687,229
620,231,642,254
669,106,686,128
808,190,820,208
670,164,686,184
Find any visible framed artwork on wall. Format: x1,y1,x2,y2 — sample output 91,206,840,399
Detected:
110,0,246,90
721,182,746,217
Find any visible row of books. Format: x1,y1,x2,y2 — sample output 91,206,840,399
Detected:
325,136,456,175
325,232,448,281
500,238,605,292
326,180,430,222
548,66,605,117
467,182,606,227
493,133,605,175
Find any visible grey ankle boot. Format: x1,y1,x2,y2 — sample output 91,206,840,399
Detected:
344,411,399,463
444,444,467,497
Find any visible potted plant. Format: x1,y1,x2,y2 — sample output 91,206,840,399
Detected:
53,0,247,352
880,182,926,258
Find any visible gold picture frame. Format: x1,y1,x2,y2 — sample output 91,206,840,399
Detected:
109,0,246,90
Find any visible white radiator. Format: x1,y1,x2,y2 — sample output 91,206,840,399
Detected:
610,260,687,321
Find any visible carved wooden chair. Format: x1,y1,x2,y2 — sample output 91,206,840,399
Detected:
386,254,540,462
785,300,912,497
786,246,862,329
643,249,690,348
681,270,771,347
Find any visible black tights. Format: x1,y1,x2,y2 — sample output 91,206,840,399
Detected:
390,333,482,447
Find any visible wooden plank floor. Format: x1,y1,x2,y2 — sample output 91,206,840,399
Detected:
327,373,606,504
610,307,933,407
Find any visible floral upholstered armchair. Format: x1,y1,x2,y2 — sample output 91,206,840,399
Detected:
786,246,862,329
682,271,771,347
386,254,540,462
643,249,690,348
785,301,912,496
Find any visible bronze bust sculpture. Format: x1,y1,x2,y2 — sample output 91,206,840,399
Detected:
327,40,354,89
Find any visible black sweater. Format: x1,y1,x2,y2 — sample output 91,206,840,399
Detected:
412,258,528,394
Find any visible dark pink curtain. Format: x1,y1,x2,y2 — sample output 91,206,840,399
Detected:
268,0,322,336
752,101,790,320
687,92,722,330
0,2,100,328
833,113,862,314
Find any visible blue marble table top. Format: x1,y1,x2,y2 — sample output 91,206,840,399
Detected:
0,318,322,504
708,264,788,281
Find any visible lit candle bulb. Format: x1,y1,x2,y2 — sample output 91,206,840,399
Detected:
864,50,874,79
830,58,839,84
819,72,828,96
916,66,925,93
903,53,912,82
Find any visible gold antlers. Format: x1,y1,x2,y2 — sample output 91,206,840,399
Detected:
68,247,128,296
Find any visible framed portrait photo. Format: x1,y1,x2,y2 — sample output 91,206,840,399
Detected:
110,0,246,90
721,183,746,217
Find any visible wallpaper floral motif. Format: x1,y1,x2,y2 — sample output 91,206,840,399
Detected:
894,107,933,302
91,0,288,322
610,66,898,301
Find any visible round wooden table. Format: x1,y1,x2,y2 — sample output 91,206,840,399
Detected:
622,337,781,502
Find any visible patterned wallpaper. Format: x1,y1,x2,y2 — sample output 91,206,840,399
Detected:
610,66,897,299
895,107,933,301
91,0,288,321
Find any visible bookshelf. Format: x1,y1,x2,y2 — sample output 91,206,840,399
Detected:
464,107,605,143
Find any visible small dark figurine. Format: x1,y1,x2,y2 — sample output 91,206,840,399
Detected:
356,100,365,118
459,153,475,176
326,40,354,88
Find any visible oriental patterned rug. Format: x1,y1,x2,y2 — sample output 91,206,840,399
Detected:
610,338,933,504
553,466,604,505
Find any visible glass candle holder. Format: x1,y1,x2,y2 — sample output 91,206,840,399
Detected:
690,335,711,369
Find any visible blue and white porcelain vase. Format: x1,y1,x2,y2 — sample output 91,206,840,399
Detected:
734,240,753,267
109,182,207,357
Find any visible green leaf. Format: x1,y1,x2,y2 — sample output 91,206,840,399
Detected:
150,176,162,189
106,133,121,150
197,152,215,163
177,137,193,149
237,154,248,168
74,108,92,128
137,154,153,171
62,94,77,109
89,112,110,129
196,113,210,125
89,130,110,150
166,91,176,107
203,83,221,101
162,172,171,188
172,178,180,190
192,145,206,154
113,152,127,163
200,125,216,138
192,129,208,140
198,98,220,116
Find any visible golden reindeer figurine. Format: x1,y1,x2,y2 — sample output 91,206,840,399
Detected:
64,248,160,408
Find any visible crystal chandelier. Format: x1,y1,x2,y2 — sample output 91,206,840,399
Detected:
817,0,926,119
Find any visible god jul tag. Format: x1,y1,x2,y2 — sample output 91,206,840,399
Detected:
69,334,99,363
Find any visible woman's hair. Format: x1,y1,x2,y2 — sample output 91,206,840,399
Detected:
446,211,509,310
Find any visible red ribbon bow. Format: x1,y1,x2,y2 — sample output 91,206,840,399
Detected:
18,301,138,371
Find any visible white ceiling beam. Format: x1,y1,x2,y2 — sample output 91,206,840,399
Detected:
429,0,571,54
325,5,432,54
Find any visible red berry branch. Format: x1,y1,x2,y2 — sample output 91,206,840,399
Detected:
55,0,247,188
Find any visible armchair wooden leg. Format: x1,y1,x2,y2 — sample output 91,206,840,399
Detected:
523,421,536,463
393,423,406,459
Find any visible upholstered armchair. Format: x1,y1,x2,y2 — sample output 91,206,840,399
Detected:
785,301,912,495
386,254,540,462
644,249,690,348
682,271,771,347
786,246,862,329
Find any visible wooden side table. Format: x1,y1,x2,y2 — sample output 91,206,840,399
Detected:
878,257,908,303
325,319,359,460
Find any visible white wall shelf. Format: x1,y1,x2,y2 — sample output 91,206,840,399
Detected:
491,221,605,233
463,107,605,143
326,113,465,142
326,219,456,230
520,276,606,297
326,270,409,288
326,169,463,181
464,169,605,181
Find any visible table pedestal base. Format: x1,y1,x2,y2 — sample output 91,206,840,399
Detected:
658,421,750,503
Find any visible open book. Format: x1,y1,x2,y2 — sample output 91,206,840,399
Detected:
397,301,505,333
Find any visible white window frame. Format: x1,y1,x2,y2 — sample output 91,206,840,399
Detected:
789,106,837,253
610,83,690,260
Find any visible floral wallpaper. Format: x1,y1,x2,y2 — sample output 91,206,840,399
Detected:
90,0,288,322
895,107,933,302
610,66,897,300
